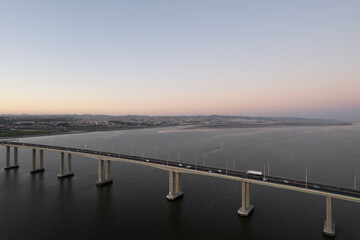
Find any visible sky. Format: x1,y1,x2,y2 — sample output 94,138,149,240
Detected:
1,1,359,121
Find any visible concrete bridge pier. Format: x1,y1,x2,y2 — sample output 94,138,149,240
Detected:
238,181,254,216
30,149,45,174
4,146,19,170
14,147,18,166
96,159,113,186
323,196,335,236
166,172,184,200
57,152,74,178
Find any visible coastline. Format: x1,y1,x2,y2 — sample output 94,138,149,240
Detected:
0,122,352,139
0,125,177,139
186,122,352,130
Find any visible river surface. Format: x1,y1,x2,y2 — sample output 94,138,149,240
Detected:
1,124,360,239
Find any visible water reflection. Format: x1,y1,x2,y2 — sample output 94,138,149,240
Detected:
97,184,112,203
58,177,73,197
168,198,183,225
4,167,18,179
30,172,44,189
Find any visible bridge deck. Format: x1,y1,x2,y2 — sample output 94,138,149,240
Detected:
1,141,360,203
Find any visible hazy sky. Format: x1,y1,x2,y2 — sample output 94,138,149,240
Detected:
1,1,359,120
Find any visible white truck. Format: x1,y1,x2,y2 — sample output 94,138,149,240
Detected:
246,170,262,176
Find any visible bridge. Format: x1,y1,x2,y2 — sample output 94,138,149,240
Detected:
2,140,360,237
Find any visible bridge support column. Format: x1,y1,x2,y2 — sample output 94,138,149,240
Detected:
30,149,44,174
67,153,71,173
96,159,113,186
105,160,110,180
4,146,19,170
14,147,18,166
166,172,184,200
5,146,10,168
58,152,74,178
323,196,335,236
39,150,44,169
238,181,254,216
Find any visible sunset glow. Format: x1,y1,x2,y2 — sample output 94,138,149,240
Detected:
1,1,359,121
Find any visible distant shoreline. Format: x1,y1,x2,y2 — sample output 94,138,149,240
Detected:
186,122,352,130
0,125,170,139
0,122,352,139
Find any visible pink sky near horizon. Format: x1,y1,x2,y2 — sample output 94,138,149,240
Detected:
2,69,359,118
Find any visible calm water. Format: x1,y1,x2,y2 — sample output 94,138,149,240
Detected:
1,124,360,239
